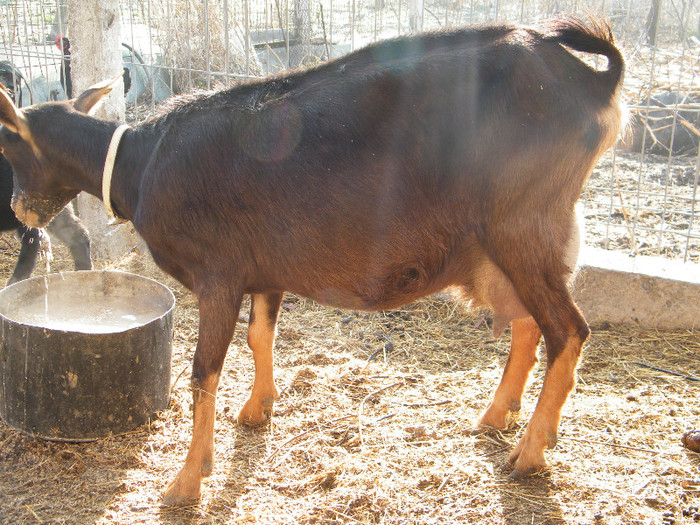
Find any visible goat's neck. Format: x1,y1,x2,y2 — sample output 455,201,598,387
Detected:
40,117,150,221
107,127,153,221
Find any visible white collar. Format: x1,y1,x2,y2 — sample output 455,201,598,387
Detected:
101,124,130,223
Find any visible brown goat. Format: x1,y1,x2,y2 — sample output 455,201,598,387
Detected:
0,17,624,505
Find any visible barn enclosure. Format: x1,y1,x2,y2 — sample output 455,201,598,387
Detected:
0,1,699,525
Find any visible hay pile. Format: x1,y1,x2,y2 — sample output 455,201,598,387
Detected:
0,240,698,524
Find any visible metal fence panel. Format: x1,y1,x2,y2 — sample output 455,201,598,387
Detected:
1,0,698,262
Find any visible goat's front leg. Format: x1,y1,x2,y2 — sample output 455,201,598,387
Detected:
238,292,283,426
477,316,541,430
163,287,241,506
7,225,42,285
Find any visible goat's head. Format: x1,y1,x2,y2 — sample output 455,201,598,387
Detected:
0,77,119,228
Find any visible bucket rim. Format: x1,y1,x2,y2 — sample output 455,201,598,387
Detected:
0,269,175,334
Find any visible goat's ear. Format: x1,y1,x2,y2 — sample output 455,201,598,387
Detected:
73,74,123,114
0,84,29,138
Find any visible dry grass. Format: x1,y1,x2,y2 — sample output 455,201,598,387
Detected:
0,240,698,524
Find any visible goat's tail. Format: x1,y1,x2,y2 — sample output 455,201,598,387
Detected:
543,16,625,99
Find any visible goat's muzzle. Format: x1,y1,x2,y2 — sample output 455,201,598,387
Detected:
11,191,69,228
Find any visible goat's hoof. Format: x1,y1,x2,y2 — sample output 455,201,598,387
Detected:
476,401,521,431
473,418,509,433
509,464,549,481
237,396,275,427
468,426,489,436
499,461,513,474
475,413,509,431
162,470,202,507
162,490,200,507
507,453,549,481
468,423,509,436
508,465,535,480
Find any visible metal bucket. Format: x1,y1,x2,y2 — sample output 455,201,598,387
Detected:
0,270,174,441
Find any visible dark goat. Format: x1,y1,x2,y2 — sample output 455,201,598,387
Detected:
0,61,25,108
0,154,92,284
0,64,92,283
0,17,624,505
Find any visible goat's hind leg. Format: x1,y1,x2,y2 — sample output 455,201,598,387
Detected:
45,204,92,271
477,316,541,430
237,292,283,426
163,285,242,506
507,304,588,477
484,219,588,477
502,282,588,477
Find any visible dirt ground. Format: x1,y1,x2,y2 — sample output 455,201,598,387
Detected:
0,237,697,525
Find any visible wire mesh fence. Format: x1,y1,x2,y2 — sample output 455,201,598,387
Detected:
1,0,699,262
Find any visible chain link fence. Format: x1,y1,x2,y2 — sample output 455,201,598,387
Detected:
1,0,699,262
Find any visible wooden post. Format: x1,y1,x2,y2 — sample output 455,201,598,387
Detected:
66,0,143,259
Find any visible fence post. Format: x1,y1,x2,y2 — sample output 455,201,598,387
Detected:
67,0,143,260
409,0,424,32
645,0,662,45
48,0,69,42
